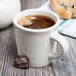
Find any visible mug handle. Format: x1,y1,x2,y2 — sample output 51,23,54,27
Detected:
48,31,69,60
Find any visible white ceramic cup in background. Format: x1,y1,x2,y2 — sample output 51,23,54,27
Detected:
0,0,21,29
13,9,69,67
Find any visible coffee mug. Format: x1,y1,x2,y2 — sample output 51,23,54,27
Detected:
13,9,69,67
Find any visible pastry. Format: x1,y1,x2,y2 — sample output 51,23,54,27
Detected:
50,0,76,19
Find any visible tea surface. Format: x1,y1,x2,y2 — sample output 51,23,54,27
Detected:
18,15,55,29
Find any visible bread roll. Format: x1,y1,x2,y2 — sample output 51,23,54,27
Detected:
50,0,76,19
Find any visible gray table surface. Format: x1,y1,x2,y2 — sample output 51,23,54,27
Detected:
0,0,76,76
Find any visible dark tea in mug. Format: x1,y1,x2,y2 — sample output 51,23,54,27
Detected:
18,15,55,29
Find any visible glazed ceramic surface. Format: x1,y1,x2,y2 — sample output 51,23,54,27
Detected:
0,0,21,29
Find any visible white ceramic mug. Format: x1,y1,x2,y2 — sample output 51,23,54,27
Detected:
13,9,69,67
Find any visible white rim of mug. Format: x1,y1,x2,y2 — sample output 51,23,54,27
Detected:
13,9,60,33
